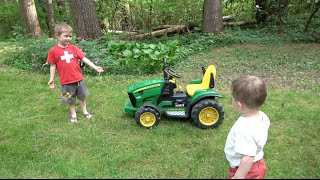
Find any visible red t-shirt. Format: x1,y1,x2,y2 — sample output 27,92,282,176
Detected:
47,44,86,84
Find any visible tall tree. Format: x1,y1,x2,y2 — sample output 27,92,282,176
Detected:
18,0,42,38
203,0,223,34
70,0,102,39
46,0,55,37
120,3,133,31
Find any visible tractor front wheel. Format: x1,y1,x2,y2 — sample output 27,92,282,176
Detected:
135,106,160,129
191,99,224,129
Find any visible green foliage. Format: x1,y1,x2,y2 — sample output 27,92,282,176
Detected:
3,39,56,74
0,2,21,40
3,18,320,76
3,38,183,75
7,24,26,40
77,38,184,75
103,40,181,74
223,0,255,21
96,0,204,32
2,0,320,76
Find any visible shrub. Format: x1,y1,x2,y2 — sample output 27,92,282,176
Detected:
4,38,183,75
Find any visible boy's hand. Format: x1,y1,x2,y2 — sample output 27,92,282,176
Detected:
48,80,55,89
96,66,104,74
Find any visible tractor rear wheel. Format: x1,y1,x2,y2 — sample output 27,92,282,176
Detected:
135,106,160,128
191,99,224,129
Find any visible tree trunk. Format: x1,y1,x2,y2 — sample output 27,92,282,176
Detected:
120,3,133,31
110,0,120,31
212,0,224,33
203,0,214,33
46,0,55,37
304,0,320,32
203,0,223,34
70,0,102,39
147,1,153,32
19,0,42,38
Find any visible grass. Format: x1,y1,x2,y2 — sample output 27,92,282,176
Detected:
0,41,319,178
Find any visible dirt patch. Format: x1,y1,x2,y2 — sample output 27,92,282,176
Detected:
0,63,9,68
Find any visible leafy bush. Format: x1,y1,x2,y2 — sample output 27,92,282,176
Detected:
102,40,181,74
3,38,184,75
3,39,56,73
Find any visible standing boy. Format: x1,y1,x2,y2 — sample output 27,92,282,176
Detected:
47,22,104,123
225,75,270,179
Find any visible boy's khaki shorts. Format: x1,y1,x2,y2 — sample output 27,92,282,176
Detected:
60,80,89,104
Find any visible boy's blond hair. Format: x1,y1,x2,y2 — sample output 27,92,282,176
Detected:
231,75,267,109
54,22,73,35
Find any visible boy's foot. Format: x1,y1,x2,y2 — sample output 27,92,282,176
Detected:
83,113,92,119
70,116,78,123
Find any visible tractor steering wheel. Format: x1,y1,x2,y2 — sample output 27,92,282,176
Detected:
165,68,181,78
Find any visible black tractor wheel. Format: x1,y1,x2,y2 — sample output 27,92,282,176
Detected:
191,99,224,129
135,106,160,129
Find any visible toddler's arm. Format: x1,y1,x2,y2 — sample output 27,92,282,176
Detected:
232,155,254,179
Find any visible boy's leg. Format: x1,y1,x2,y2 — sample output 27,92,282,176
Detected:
80,99,92,118
77,80,91,118
60,83,78,123
79,99,88,114
69,103,77,123
70,103,77,117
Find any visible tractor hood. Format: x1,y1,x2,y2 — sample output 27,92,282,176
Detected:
128,78,164,93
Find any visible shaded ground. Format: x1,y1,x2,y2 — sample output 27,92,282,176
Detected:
175,43,320,93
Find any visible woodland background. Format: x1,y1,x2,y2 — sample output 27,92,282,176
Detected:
1,0,320,75
0,0,319,179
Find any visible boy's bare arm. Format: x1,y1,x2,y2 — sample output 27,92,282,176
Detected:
232,155,254,179
48,64,56,89
81,57,104,73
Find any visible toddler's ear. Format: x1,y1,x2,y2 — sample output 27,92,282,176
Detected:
237,101,244,109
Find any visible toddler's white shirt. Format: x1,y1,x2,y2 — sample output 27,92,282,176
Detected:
224,111,270,168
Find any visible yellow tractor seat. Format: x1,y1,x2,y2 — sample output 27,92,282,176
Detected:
186,65,217,96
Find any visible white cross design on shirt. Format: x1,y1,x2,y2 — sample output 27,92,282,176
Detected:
61,51,74,63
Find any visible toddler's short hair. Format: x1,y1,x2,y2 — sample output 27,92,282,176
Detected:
54,22,73,35
231,75,267,109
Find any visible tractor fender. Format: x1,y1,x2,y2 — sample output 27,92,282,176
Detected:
142,102,162,116
190,90,222,106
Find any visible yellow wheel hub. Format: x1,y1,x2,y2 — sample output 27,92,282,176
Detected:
140,112,156,127
199,107,219,126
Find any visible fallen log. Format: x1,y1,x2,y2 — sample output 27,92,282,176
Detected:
223,19,258,26
152,25,176,31
130,18,257,40
223,15,234,21
132,25,188,39
107,30,139,35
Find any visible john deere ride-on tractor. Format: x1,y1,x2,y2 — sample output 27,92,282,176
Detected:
124,59,225,129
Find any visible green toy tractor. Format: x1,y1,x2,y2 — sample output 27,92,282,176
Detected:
124,59,225,129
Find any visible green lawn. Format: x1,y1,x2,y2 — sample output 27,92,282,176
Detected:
0,42,319,178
